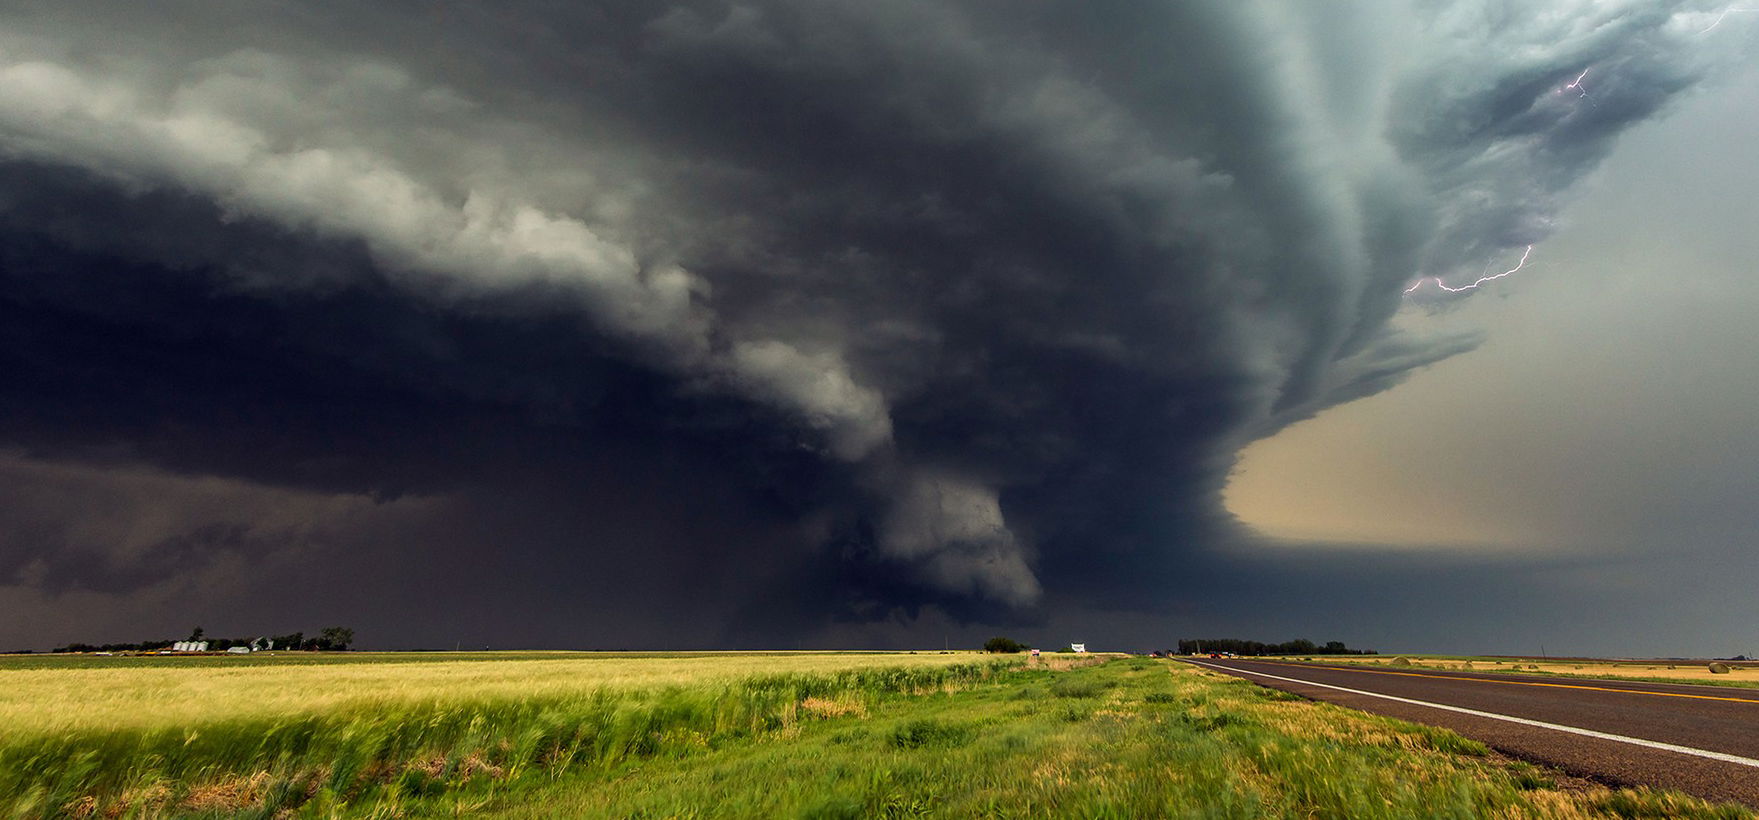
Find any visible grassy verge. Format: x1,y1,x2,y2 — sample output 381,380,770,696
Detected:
448,659,1751,819
7,656,1753,817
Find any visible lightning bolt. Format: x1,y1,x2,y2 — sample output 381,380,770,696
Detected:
1399,5,1739,302
1563,68,1589,98
1554,67,1596,107
1403,245,1535,296
1700,7,1758,33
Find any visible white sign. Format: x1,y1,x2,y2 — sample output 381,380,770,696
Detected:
1070,643,1086,653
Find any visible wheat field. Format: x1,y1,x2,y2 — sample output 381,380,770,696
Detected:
0,650,985,736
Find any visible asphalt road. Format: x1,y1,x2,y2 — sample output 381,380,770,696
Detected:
1185,658,1759,807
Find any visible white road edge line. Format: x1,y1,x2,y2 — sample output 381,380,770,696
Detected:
1186,660,1759,770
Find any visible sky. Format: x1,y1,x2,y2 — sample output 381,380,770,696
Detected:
0,1,1754,655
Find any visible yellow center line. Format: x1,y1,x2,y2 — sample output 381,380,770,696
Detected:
1221,659,1759,705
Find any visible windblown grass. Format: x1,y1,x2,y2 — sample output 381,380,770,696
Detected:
6,654,1752,818
0,651,985,734
468,660,1753,819
0,653,1009,817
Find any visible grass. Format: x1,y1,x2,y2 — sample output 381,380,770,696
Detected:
0,650,936,672
464,658,1752,819
3,653,1752,818
0,650,987,734
0,652,1005,817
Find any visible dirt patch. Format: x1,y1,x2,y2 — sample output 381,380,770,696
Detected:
185,771,274,813
801,696,867,718
1034,656,1110,671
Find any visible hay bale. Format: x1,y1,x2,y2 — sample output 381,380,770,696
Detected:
1390,656,1413,667
1709,662,1732,674
1462,661,1474,670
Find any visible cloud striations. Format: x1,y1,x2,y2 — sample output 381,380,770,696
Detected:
0,1,1744,648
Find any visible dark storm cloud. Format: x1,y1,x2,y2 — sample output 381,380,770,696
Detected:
0,1,1742,647
1391,1,1730,275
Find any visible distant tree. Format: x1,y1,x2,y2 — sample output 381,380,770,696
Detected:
53,627,365,654
983,636,1024,654
319,627,356,651
1178,638,1375,656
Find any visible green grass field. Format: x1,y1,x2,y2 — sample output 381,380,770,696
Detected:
2,652,1751,818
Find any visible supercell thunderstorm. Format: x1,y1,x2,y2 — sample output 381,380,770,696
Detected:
0,1,1750,645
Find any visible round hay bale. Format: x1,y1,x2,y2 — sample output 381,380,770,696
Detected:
1390,656,1413,667
1462,661,1474,670
1709,662,1732,674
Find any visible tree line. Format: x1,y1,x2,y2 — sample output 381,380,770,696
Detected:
54,626,355,653
1177,638,1375,656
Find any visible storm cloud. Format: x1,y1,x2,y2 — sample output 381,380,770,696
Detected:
0,1,1746,649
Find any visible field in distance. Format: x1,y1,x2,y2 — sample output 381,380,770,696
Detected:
4,651,1753,818
1281,654,1759,688
0,650,984,734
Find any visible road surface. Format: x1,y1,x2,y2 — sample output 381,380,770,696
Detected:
1186,658,1759,807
